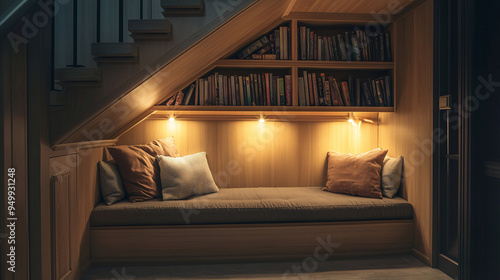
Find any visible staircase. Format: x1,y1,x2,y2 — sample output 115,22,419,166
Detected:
49,0,289,145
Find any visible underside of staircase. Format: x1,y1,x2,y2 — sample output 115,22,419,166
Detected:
50,0,290,145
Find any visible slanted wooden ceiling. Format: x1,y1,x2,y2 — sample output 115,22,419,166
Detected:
285,0,415,14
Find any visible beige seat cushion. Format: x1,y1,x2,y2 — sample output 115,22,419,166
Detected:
91,187,413,226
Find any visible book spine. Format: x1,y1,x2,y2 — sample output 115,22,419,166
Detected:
280,26,286,60
318,36,322,61
269,73,274,105
237,36,270,59
379,33,385,61
175,90,184,105
385,32,392,61
340,81,351,106
362,80,374,106
309,31,314,60
312,73,320,106
338,34,347,61
245,76,252,106
355,78,361,106
275,29,280,60
313,34,318,60
370,79,378,106
257,73,263,106
278,78,285,105
384,75,392,106
298,77,305,106
331,78,344,106
287,27,291,60
375,79,385,106
273,76,279,106
195,79,199,106
316,74,324,105
351,32,362,61
344,32,352,61
347,75,354,105
285,75,292,106
306,28,310,60
322,73,331,106
300,26,306,60
302,71,310,106
166,93,176,106
238,76,245,106
265,73,271,106
308,73,316,106
327,76,338,106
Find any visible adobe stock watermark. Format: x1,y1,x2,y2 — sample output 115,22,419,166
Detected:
111,267,135,280
282,235,340,280
7,0,71,53
213,0,246,21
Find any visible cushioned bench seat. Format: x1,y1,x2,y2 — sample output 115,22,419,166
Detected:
90,187,413,227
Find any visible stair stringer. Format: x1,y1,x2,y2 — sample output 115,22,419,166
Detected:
51,0,290,145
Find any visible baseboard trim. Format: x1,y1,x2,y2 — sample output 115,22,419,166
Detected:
412,248,431,266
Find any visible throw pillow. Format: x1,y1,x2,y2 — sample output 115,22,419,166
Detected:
381,155,404,198
98,161,126,205
323,148,388,199
157,152,219,200
107,137,179,202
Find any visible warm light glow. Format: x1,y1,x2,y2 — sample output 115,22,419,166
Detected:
348,118,357,127
259,118,265,123
169,117,175,122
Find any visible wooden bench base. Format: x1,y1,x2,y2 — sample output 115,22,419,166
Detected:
90,219,414,265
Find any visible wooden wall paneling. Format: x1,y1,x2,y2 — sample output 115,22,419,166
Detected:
50,172,73,280
49,155,78,280
100,0,120,42
77,0,97,68
54,0,74,68
90,220,414,263
117,119,379,188
75,147,106,276
378,0,433,264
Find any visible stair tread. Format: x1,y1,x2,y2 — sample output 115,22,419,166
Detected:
128,19,172,34
54,68,102,82
161,0,205,16
91,43,138,58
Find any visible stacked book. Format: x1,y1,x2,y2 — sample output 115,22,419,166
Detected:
299,26,392,61
298,71,392,107
236,26,292,60
166,73,293,106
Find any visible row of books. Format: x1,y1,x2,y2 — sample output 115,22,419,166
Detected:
298,27,392,62
237,26,292,60
166,73,293,106
298,71,392,107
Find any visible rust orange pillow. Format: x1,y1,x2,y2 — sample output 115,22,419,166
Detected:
107,137,180,202
323,149,388,199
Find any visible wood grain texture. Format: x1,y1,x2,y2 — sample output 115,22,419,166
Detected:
49,155,78,280
117,119,379,188
90,220,414,263
286,0,415,14
378,0,433,264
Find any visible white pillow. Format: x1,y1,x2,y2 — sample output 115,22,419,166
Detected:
381,155,403,198
157,152,219,200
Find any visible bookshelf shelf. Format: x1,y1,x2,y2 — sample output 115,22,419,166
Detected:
151,105,392,122
157,14,396,118
215,60,394,70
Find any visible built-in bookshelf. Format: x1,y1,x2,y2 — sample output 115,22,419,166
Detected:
159,16,396,120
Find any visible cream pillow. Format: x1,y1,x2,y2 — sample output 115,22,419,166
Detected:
381,156,404,198
157,152,219,200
